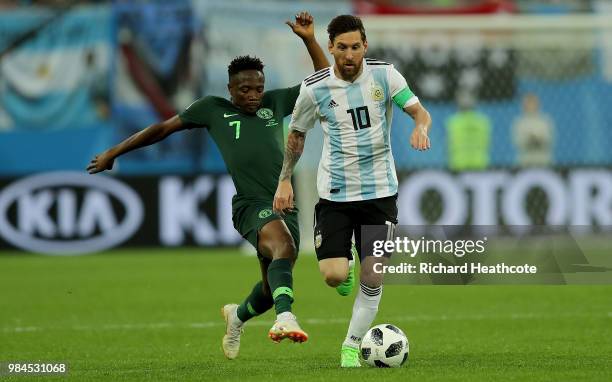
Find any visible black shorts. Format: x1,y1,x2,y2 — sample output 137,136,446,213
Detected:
313,194,398,262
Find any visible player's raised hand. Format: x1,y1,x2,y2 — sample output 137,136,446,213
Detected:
86,151,115,174
273,179,295,216
410,125,431,151
286,11,315,41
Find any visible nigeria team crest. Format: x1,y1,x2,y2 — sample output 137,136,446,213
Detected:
258,209,273,219
256,108,274,120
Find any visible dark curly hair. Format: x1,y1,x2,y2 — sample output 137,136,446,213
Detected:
227,55,264,78
327,15,366,43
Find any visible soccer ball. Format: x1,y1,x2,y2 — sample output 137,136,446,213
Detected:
360,324,409,368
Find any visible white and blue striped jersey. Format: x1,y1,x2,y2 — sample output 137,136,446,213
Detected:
289,58,419,202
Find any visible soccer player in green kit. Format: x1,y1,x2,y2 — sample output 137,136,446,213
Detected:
87,12,329,360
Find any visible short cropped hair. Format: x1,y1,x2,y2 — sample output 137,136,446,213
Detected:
327,15,366,43
227,55,264,78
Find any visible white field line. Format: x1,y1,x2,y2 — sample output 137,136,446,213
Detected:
2,312,610,334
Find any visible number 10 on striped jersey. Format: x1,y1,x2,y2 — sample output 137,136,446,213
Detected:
347,106,371,131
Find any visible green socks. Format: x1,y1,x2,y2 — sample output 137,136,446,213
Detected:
235,258,294,321
236,281,273,322
267,258,294,315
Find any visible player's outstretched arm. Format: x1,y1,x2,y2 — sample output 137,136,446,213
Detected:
286,11,329,71
273,129,306,215
86,115,186,174
405,102,432,151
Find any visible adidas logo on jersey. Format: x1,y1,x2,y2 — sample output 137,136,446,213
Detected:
328,99,339,109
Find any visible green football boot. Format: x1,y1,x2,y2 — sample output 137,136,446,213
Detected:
340,345,361,368
336,244,357,296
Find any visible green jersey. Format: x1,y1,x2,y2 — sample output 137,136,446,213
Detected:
178,85,300,208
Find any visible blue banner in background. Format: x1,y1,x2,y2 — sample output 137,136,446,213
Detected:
0,126,113,175
0,5,113,131
0,5,114,175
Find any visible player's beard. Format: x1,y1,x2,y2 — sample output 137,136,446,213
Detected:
341,61,361,80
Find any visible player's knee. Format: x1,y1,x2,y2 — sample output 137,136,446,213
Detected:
320,269,346,287
260,232,296,261
259,220,297,261
270,236,297,261
323,275,342,288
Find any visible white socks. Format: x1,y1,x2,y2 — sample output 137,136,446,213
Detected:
277,311,295,321
343,283,382,348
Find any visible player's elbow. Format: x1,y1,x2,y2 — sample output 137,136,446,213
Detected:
157,115,184,140
289,129,306,141
141,122,170,143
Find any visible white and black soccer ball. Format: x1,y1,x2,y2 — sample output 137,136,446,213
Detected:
360,324,409,368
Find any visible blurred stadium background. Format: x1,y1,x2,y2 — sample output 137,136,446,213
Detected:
1,0,611,380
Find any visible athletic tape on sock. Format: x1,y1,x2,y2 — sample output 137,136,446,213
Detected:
246,302,258,315
272,286,294,300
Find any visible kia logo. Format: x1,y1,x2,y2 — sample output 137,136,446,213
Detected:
0,172,144,255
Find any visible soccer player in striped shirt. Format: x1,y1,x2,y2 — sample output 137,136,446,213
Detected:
273,15,432,367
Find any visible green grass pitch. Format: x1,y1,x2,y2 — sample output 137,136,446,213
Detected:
1,249,611,381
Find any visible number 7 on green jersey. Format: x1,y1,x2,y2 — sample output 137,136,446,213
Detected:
229,120,241,140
